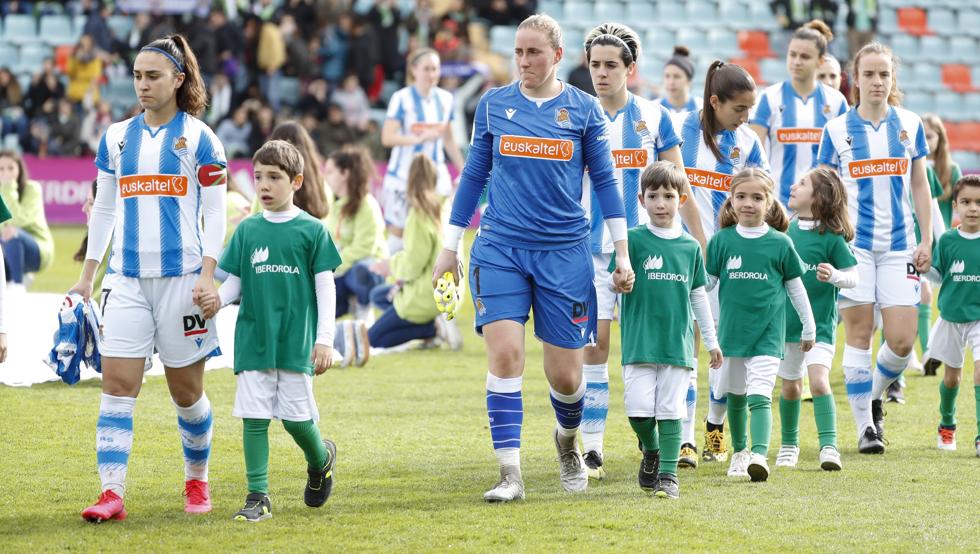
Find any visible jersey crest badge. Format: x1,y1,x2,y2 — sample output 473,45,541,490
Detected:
174,136,188,152
555,108,571,129
729,146,741,164
899,129,911,147
475,298,487,316
634,120,649,136
823,103,831,115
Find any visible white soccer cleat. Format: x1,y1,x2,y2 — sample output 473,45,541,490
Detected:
819,445,842,471
553,427,588,492
433,267,464,321
775,445,800,468
434,313,463,351
483,466,525,503
747,453,770,482
727,450,750,478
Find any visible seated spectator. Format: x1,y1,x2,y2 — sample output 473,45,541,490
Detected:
0,150,54,288
66,34,103,104
318,13,352,85
81,100,113,155
360,119,387,162
0,68,28,144
24,59,64,119
216,106,254,159
324,145,387,322
248,103,277,155
313,102,358,157
206,73,233,126
48,99,82,156
332,73,371,132
296,78,329,121
366,154,459,350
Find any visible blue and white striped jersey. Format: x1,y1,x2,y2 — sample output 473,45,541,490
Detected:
659,95,702,115
384,85,454,194
678,110,771,238
95,111,227,278
818,106,929,252
751,81,849,205
583,93,681,254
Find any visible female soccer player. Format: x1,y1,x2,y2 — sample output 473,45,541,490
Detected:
432,14,630,502
381,48,465,253
678,61,770,464
72,35,227,521
659,46,702,115
750,20,849,208
579,22,707,480
818,42,933,454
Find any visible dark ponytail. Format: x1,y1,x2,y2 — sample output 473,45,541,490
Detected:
700,61,755,162
142,34,208,117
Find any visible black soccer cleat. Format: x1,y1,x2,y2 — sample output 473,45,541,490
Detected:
305,439,336,507
233,492,272,522
638,449,660,492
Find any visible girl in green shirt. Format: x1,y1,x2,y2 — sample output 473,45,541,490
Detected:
324,146,388,321
0,150,54,287
706,169,816,482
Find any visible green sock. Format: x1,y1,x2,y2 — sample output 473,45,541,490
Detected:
812,393,837,449
629,417,658,452
973,385,980,437
779,395,801,446
657,419,682,476
748,395,772,456
939,381,959,427
727,394,748,452
918,303,931,352
243,418,271,494
282,419,328,469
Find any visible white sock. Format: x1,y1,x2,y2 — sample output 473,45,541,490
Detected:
683,370,697,445
175,394,213,482
871,342,911,399
97,394,136,496
843,345,874,437
706,365,727,425
581,363,609,455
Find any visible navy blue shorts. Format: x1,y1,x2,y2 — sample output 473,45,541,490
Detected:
468,235,597,349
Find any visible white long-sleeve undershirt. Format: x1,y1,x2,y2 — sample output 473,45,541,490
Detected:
786,277,816,341
690,286,718,351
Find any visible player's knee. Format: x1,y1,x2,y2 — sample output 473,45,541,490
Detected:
943,366,962,388
170,388,203,408
886,337,914,357
781,379,802,400
488,345,523,376
809,376,831,397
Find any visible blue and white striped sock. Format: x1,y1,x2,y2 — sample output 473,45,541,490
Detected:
175,394,212,482
872,343,911,400
706,366,728,425
97,393,136,496
581,363,609,455
550,380,586,444
682,371,698,445
486,373,523,468
843,345,874,437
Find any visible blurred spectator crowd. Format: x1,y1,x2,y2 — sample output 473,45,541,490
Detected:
0,0,540,160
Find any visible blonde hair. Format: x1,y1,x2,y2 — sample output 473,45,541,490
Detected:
718,168,789,231
851,42,903,107
517,14,562,51
406,154,442,227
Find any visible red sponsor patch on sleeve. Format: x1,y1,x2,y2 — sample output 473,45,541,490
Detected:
197,164,227,187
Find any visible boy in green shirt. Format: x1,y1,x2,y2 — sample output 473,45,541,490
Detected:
926,176,980,457
208,140,343,521
611,161,722,499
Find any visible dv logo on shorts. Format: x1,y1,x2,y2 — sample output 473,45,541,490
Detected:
183,314,208,337
571,301,589,324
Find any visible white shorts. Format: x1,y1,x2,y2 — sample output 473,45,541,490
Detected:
623,364,690,419
593,252,619,321
100,272,220,367
926,318,980,369
718,356,780,399
381,166,452,229
838,248,920,309
233,369,319,422
777,342,836,380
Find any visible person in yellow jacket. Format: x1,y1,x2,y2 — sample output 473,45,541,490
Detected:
324,145,387,320
364,154,456,349
0,150,54,288
257,20,286,111
66,34,103,104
